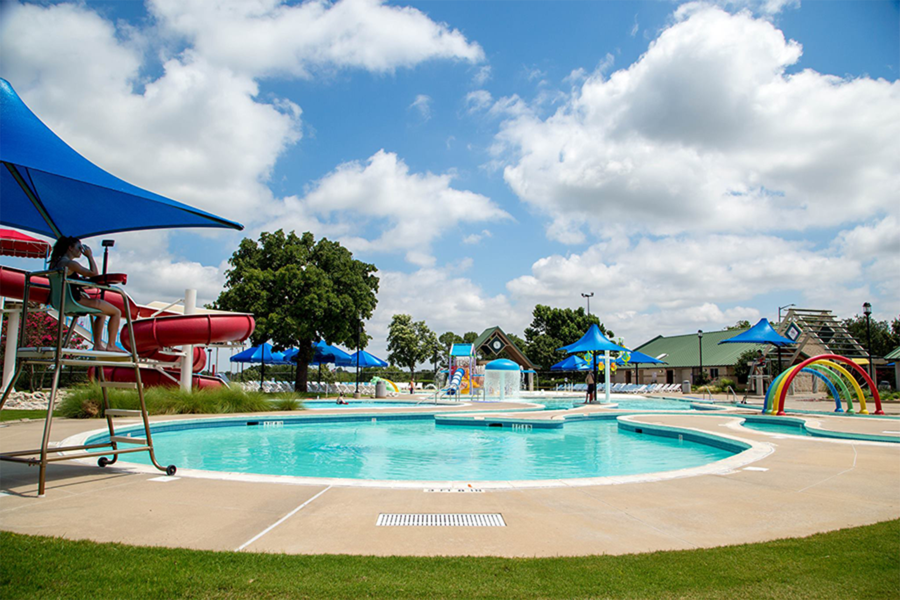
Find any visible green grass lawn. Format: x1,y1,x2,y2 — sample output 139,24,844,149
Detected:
1,520,898,599
0,409,49,422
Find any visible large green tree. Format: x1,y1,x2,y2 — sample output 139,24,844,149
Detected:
438,331,464,365
214,230,379,392
524,305,612,371
843,315,900,358
386,314,437,381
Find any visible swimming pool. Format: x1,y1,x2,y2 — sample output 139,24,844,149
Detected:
301,400,423,409
532,397,692,411
90,416,737,481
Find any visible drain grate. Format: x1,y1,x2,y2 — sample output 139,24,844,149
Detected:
376,513,505,527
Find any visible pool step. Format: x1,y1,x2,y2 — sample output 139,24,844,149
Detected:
110,435,147,445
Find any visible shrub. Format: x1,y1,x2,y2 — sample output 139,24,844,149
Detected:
57,383,274,418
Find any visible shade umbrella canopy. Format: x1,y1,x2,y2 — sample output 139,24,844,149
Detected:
718,318,795,347
230,343,288,365
348,350,389,368
0,228,50,258
558,324,629,354
550,355,590,371
284,341,354,366
616,350,666,366
0,78,243,239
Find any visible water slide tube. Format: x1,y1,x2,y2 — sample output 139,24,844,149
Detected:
444,368,465,394
1,266,255,389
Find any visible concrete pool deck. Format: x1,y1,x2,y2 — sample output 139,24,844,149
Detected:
1,403,898,557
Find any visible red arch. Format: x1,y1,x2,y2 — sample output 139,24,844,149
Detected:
777,354,882,415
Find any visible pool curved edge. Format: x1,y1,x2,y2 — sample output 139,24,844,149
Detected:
733,414,900,444
58,413,775,490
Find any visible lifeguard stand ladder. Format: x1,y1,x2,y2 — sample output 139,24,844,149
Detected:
0,269,175,497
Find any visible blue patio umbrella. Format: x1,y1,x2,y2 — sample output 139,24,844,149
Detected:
719,318,795,373
559,324,630,402
0,78,243,238
348,349,389,368
230,343,288,390
283,341,353,392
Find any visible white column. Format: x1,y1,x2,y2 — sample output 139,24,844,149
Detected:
179,289,197,393
2,304,20,393
604,350,611,402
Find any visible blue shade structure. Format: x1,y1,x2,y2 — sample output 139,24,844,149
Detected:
617,350,666,385
0,78,243,238
559,325,630,403
717,318,795,347
550,355,590,371
719,317,796,375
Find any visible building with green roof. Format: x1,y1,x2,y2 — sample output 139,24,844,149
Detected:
626,328,765,386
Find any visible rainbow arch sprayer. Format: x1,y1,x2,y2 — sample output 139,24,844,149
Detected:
763,354,883,416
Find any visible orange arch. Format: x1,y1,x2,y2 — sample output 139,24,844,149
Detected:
775,354,882,415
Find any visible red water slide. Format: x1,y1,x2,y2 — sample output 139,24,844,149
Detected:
1,266,255,388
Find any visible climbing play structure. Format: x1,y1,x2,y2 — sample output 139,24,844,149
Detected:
442,343,482,397
763,354,883,415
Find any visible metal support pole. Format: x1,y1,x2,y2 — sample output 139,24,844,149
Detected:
604,350,611,402
355,318,361,398
179,289,196,392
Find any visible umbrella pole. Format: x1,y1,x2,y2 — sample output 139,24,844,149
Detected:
604,350,610,403
355,319,361,397
260,358,265,392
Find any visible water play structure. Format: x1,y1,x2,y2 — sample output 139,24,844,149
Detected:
442,343,482,397
763,354,883,415
483,359,522,401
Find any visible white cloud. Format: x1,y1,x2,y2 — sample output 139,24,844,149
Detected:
836,216,900,301
149,0,484,78
472,65,492,86
267,150,511,265
506,233,867,346
465,89,493,113
494,5,900,243
409,94,432,120
462,229,492,245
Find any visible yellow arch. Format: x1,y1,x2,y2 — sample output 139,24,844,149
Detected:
771,359,868,415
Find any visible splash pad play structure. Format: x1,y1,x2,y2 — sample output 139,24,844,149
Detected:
763,354,883,415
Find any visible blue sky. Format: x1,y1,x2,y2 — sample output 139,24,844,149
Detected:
1,0,898,363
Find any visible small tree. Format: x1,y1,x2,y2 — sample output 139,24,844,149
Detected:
438,331,463,365
386,314,437,382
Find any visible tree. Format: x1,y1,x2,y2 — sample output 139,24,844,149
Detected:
843,315,900,358
386,314,436,381
214,230,378,392
524,305,612,371
438,331,463,365
726,320,751,330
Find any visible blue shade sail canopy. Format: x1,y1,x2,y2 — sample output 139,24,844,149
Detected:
230,343,288,364
558,324,629,354
550,355,590,371
616,350,666,366
718,319,795,347
348,350,389,368
0,78,243,238
279,341,354,366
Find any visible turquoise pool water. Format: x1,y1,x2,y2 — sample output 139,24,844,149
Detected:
95,417,734,481
741,420,811,436
533,397,692,411
301,401,419,409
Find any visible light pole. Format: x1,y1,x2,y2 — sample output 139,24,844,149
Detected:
581,292,594,316
697,330,703,385
776,303,795,374
863,302,872,381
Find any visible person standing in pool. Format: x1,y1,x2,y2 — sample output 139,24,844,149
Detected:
48,236,122,352
585,370,596,403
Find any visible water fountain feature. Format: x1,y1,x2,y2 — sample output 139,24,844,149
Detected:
483,359,522,401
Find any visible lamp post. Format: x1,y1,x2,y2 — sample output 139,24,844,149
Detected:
581,292,594,316
776,303,795,374
863,302,872,380
697,330,703,385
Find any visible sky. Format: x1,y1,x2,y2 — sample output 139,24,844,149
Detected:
0,0,898,368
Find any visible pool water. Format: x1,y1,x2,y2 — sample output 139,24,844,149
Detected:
533,397,692,411
301,401,419,409
741,420,811,436
98,417,734,481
